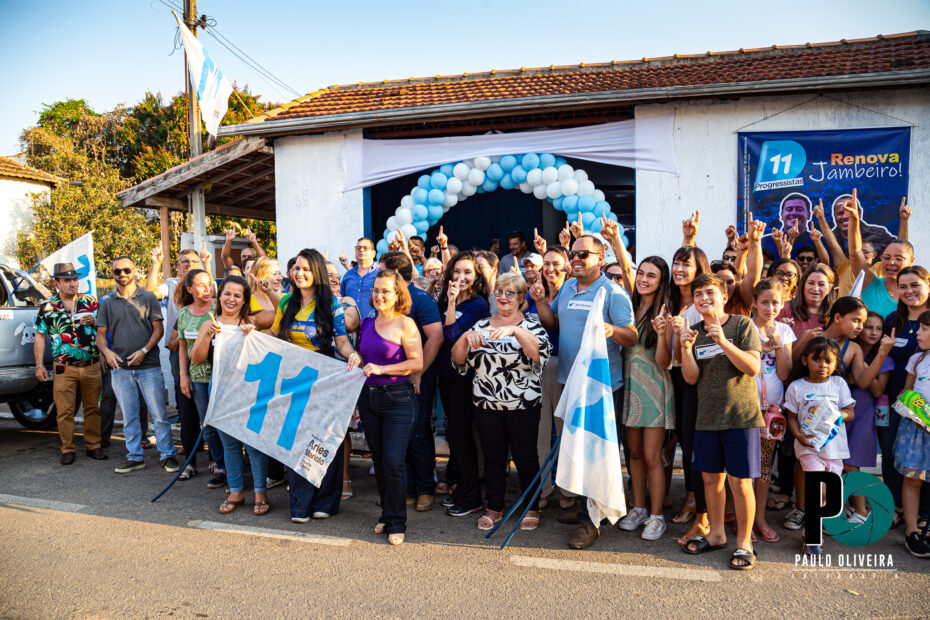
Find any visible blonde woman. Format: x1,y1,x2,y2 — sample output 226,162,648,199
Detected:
248,257,283,331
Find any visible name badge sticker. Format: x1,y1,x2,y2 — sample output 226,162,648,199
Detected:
695,343,724,360
184,330,200,340
894,337,909,348
567,300,593,311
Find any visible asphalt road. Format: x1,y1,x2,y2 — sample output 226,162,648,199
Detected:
1,416,929,619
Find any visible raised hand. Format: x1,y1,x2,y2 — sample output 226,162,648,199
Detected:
737,232,750,253
786,224,800,243
558,222,571,247
651,304,668,336
900,197,911,221
225,228,236,241
879,328,896,356
339,252,350,270
705,313,725,346
813,200,826,222
725,224,738,248
771,227,784,247
447,280,460,305
600,215,620,246
810,226,823,244
245,228,256,243
570,213,584,239
529,282,545,301
199,242,211,266
150,245,163,264
844,189,860,224
533,228,547,255
436,226,448,248
679,317,697,351
682,210,700,241
749,212,766,241
668,307,685,333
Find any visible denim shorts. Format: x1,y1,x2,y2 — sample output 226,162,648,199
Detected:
692,427,761,479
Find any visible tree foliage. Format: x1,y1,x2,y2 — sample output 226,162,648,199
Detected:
17,86,279,272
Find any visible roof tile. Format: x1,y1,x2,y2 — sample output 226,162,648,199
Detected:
0,156,63,185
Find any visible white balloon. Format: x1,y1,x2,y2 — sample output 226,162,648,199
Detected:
443,204,452,213
467,169,485,186
526,169,543,186
474,156,491,171
401,223,417,238
533,184,548,200
593,189,605,202
573,169,589,182
387,230,400,243
577,180,596,196
395,207,413,225
561,179,579,196
546,182,563,200
386,216,399,231
453,163,470,180
557,164,574,181
400,195,414,209
541,166,559,185
445,177,463,194
443,193,458,208
461,181,477,196
519,182,533,194
463,158,475,168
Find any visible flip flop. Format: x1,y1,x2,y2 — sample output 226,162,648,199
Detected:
520,513,540,531
730,547,757,570
682,536,727,555
477,512,503,531
753,525,780,543
672,503,696,524
766,495,790,511
219,496,245,514
253,500,270,516
341,480,353,501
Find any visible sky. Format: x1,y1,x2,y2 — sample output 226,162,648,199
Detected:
1,0,928,154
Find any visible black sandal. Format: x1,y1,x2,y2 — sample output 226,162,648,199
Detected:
683,535,727,555
730,547,757,570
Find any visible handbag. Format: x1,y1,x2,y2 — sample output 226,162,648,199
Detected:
760,371,786,441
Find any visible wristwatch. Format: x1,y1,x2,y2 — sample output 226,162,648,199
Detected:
141,346,150,355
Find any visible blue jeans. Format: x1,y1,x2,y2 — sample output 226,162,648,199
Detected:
111,367,175,461
216,429,268,494
406,367,437,496
359,381,418,534
288,441,344,519
191,382,226,471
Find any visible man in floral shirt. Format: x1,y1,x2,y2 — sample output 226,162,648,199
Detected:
34,263,106,465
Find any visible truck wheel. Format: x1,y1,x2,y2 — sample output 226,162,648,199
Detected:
8,383,57,430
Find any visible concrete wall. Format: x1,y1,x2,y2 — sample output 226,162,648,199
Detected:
274,131,365,266
0,177,50,267
635,88,930,263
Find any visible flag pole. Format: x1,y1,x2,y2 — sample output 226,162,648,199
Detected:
498,453,558,550
151,426,205,502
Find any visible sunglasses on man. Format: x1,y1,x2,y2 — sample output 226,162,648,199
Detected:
568,249,603,261
112,267,133,276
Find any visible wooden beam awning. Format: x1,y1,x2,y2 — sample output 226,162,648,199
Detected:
117,137,275,221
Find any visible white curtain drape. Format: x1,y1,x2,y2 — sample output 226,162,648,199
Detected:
342,114,677,191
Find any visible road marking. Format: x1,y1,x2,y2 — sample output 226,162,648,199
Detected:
0,494,86,513
187,520,353,547
511,555,750,582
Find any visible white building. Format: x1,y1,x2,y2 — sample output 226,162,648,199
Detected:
0,156,62,267
120,31,930,267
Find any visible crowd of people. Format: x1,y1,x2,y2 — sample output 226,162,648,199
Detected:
31,188,930,564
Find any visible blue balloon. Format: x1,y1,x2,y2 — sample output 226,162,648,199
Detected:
428,205,443,220
510,165,528,184
589,218,602,233
581,212,596,228
439,163,454,177
554,157,567,168
564,205,579,219
428,189,445,205
417,174,431,190
499,155,517,172
540,153,556,168
476,186,485,194
562,195,579,212
430,172,448,190
486,163,504,182
413,188,429,204
499,174,515,190
622,233,630,248
383,228,393,241
412,204,429,220
578,195,596,212
593,200,610,217
552,197,564,211
521,153,540,170
607,211,618,222
414,219,429,234
481,178,498,192
376,239,389,254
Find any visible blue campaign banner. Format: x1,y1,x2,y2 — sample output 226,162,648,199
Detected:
738,127,910,255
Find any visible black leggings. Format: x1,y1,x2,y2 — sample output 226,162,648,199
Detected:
672,367,706,514
475,406,540,512
439,376,481,508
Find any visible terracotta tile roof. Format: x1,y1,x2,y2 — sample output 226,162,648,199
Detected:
253,32,929,124
0,156,64,185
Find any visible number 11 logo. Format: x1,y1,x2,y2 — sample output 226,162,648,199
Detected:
243,352,318,450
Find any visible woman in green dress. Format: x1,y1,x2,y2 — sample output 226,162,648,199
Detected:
615,256,675,541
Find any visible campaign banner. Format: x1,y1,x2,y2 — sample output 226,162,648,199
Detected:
204,327,366,486
738,128,910,255
39,231,96,296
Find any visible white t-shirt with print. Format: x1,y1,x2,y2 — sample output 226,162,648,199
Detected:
905,352,930,400
784,376,856,460
752,321,796,407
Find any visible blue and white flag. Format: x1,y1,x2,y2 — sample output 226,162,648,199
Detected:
204,327,366,486
554,288,626,525
172,10,233,138
39,231,95,297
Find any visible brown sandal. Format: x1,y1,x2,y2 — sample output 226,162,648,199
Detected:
253,500,270,516
219,495,245,514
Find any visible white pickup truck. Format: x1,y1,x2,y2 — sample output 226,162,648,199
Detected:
0,264,56,429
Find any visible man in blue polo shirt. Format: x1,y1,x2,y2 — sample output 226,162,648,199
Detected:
536,234,637,550
380,251,444,511
340,237,379,319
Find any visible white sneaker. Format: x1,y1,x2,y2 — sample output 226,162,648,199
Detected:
617,508,648,531
312,511,331,519
847,511,868,525
641,515,667,541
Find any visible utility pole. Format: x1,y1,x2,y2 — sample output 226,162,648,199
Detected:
184,0,206,253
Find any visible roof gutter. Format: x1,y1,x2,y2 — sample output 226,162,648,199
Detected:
217,69,930,139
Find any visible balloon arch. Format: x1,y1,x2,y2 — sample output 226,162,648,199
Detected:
376,153,628,255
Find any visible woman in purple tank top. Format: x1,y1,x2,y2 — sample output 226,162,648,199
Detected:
358,270,423,545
